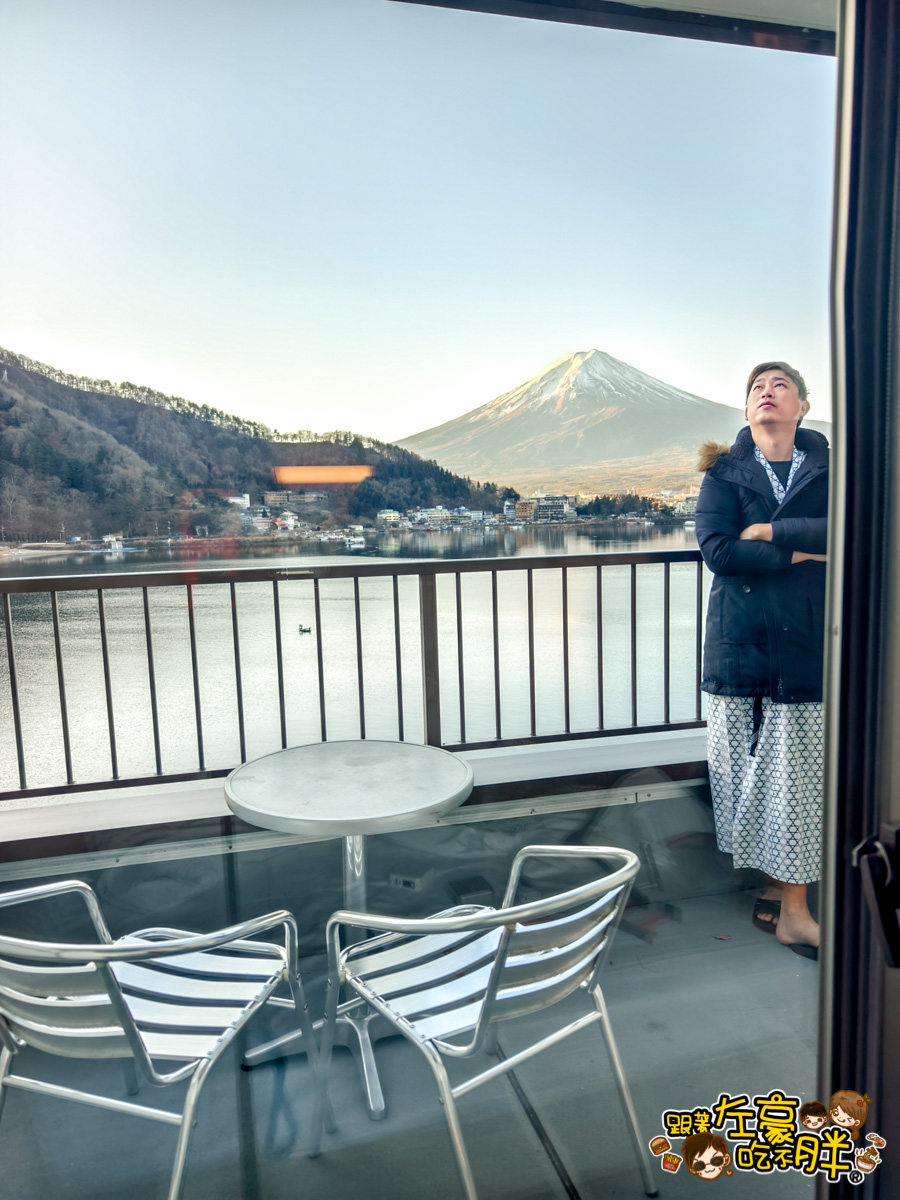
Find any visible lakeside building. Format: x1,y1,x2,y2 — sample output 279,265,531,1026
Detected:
220,492,250,509
410,506,447,524
535,496,569,521
675,497,698,515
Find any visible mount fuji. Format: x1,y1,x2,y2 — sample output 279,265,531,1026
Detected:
397,350,831,493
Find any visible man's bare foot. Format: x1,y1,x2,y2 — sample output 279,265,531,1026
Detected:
775,912,820,948
753,883,782,926
752,898,780,929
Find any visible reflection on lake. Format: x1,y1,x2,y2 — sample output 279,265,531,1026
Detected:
0,521,698,578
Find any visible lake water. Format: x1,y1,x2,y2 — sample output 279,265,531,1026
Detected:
0,525,708,792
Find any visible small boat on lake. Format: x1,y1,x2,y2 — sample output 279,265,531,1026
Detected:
298,625,312,634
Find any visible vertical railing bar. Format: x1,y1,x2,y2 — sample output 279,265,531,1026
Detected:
455,572,466,744
97,589,119,779
491,571,501,740
663,562,671,727
229,582,246,763
419,573,442,746
596,565,604,731
141,585,163,772
695,559,704,720
185,583,205,771
2,593,28,789
313,578,327,741
561,566,570,734
527,569,536,737
630,563,638,728
354,577,366,739
272,581,287,750
50,592,74,786
392,575,405,741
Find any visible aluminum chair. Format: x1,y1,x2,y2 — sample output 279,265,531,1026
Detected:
311,844,657,1200
0,879,320,1200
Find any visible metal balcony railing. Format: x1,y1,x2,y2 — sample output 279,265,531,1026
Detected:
0,551,707,799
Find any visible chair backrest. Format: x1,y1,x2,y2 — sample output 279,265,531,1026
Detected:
478,845,637,1029
0,955,135,1059
0,881,140,1061
345,845,639,1050
488,881,625,1020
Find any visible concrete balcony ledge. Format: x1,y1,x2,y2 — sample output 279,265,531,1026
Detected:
463,728,706,786
0,730,708,850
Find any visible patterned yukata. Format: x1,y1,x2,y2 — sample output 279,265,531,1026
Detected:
705,445,823,884
706,695,822,882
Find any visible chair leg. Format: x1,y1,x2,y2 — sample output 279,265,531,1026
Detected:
0,1046,12,1127
286,973,336,1139
308,975,338,1157
121,1058,139,1096
591,986,658,1197
167,1057,214,1200
421,1043,479,1200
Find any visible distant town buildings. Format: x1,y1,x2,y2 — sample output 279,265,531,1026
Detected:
263,490,329,507
190,485,695,539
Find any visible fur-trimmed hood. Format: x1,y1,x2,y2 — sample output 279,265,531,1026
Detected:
697,439,731,472
697,425,829,472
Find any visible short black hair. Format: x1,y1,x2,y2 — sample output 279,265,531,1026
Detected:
746,361,809,403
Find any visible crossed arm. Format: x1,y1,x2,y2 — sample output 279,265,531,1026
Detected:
695,476,827,573
739,522,827,563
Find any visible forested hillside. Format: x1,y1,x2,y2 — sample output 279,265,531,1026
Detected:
0,348,508,538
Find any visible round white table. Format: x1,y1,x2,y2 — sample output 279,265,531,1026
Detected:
225,739,474,1118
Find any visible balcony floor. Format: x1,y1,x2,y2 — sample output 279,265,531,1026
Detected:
0,884,816,1200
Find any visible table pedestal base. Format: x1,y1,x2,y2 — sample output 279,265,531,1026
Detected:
243,1010,393,1121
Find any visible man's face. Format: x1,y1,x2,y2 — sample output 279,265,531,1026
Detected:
744,370,808,430
690,1146,730,1180
803,1114,827,1129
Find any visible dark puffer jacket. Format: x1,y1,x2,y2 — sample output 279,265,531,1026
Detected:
695,425,829,702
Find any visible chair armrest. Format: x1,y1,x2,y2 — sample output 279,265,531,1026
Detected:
0,909,301,975
114,911,301,974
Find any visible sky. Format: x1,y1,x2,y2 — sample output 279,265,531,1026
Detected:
0,0,838,440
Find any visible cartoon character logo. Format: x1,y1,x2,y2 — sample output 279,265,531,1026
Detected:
683,1133,732,1181
829,1090,872,1141
799,1101,828,1130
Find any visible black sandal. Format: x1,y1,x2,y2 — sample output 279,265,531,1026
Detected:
752,897,781,934
788,942,818,961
